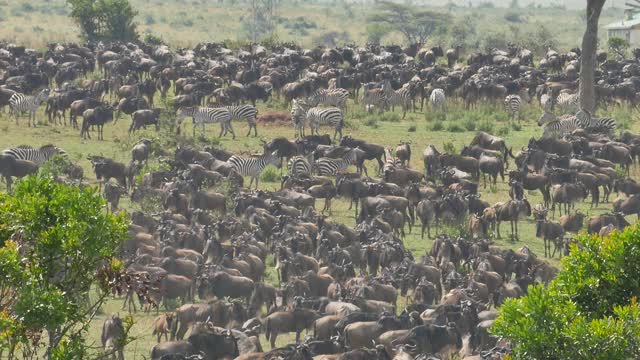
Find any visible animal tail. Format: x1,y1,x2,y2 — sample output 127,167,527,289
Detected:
264,317,271,343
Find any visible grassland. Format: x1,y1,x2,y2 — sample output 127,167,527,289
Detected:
0,0,628,51
1,90,639,357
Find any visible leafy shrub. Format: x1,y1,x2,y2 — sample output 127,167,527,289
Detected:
478,121,493,133
443,141,456,154
260,165,281,183
364,117,379,128
144,33,164,45
494,225,640,359
497,126,509,136
408,125,417,132
430,121,444,131
511,122,522,131
447,123,464,133
20,3,35,12
463,119,476,131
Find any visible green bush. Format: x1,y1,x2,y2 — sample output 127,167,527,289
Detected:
493,225,640,359
511,122,522,131
478,121,494,133
260,165,281,183
364,117,379,128
430,121,444,131
447,123,464,132
443,141,456,154
408,124,417,132
463,119,476,131
497,126,509,136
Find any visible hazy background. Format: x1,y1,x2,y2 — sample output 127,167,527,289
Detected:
0,0,629,49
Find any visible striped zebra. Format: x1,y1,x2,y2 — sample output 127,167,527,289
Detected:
429,88,446,113
307,88,348,111
177,106,233,138
538,112,581,138
504,95,523,121
556,93,579,114
226,151,280,189
362,83,386,113
224,104,259,137
385,86,412,119
575,109,617,136
9,88,50,127
540,93,553,112
291,100,344,140
1,144,67,166
288,154,313,177
314,149,356,176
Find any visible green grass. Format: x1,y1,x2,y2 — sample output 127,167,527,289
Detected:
3,88,640,358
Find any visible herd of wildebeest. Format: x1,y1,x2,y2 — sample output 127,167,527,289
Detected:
3,39,640,359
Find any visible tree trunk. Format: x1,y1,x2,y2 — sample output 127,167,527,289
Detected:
579,0,606,113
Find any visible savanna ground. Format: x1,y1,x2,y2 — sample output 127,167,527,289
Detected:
1,88,640,357
0,0,629,51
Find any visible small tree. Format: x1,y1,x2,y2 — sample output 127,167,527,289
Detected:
366,23,390,44
493,225,640,359
67,0,139,41
0,176,130,359
368,1,448,45
608,36,630,59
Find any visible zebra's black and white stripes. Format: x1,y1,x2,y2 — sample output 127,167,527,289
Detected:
224,104,259,137
314,149,356,176
9,88,50,127
177,106,234,138
227,151,280,189
575,110,617,136
538,112,581,138
307,88,348,110
386,86,412,119
504,95,523,121
429,88,446,112
288,155,313,177
291,100,344,140
556,93,579,114
1,144,67,166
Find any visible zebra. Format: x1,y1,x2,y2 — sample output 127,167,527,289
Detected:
1,144,67,166
307,88,348,111
540,93,553,112
314,149,356,176
291,100,344,140
177,106,233,138
226,151,280,189
362,83,386,113
287,154,313,177
538,112,581,138
556,93,579,114
429,88,446,113
504,95,523,121
291,99,310,138
223,104,259,137
382,80,412,119
575,109,617,136
9,88,50,127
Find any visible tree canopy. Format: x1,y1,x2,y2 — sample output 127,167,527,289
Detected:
0,176,129,359
67,0,139,41
368,1,448,45
493,225,640,359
